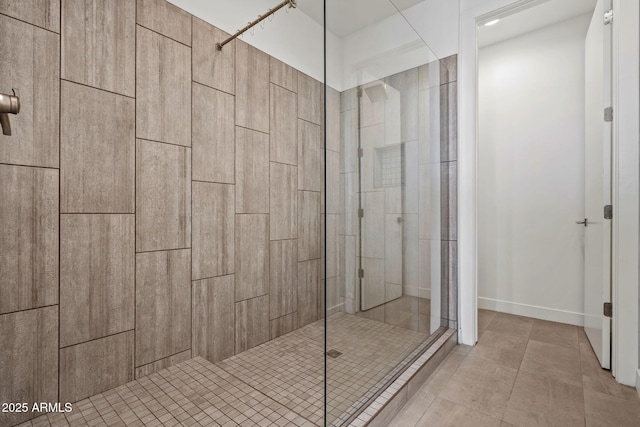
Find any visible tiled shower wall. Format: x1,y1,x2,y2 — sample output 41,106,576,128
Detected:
338,56,457,329
0,1,336,425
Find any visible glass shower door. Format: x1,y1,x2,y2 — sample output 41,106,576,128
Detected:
358,80,406,310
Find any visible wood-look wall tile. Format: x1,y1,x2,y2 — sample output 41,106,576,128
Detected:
326,86,341,153
235,40,269,133
192,182,234,280
135,349,191,379
419,60,440,90
59,331,134,403
235,214,269,301
419,163,441,240
61,81,135,213
269,239,297,319
297,259,319,327
135,249,191,366
192,275,235,363
192,83,234,183
0,307,58,426
136,139,191,252
440,55,457,85
236,127,269,213
326,276,342,313
361,191,384,259
270,83,298,165
62,0,135,97
324,214,340,279
440,82,457,162
298,73,322,125
192,17,234,94
136,26,191,147
385,214,403,285
419,86,441,165
360,82,385,127
0,165,58,315
342,172,357,236
0,0,60,32
298,119,322,192
0,14,59,167
441,161,457,241
60,214,134,348
342,236,357,301
385,67,419,144
270,57,297,93
270,312,298,340
341,109,358,174
136,0,191,45
325,149,340,214
298,191,320,261
270,162,297,240
235,295,269,353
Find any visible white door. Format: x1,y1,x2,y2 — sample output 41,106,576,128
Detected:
583,0,612,369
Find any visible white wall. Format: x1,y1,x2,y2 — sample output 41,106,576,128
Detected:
168,0,343,89
477,14,590,325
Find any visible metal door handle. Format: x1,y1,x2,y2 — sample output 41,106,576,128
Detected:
576,218,588,227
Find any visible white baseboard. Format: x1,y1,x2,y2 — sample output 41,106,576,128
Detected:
636,370,640,396
478,297,585,326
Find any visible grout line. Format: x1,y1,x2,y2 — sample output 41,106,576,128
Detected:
135,247,191,255
60,78,135,100
189,15,194,367
135,136,191,150
59,329,135,350
57,0,62,405
0,162,59,170
0,304,60,318
135,22,191,48
133,10,138,376
191,79,235,98
0,11,60,35
235,123,270,136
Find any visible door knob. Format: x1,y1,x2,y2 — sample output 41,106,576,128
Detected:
576,218,588,227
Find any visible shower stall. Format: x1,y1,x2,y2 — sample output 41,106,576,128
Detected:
0,0,457,426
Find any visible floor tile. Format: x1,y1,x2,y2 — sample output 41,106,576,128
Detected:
584,389,640,427
529,319,579,349
520,339,582,387
478,309,497,338
503,370,585,427
485,312,534,339
471,330,528,370
415,397,502,427
439,354,518,419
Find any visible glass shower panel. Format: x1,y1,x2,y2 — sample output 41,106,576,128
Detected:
324,0,447,424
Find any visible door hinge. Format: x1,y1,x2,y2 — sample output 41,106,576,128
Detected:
358,208,364,218
358,268,364,278
604,107,613,122
604,302,613,318
604,9,613,25
604,205,613,219
358,147,364,158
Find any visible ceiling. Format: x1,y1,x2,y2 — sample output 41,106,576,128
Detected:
297,0,424,38
478,0,597,47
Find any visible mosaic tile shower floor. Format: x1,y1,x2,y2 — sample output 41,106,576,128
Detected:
19,311,429,427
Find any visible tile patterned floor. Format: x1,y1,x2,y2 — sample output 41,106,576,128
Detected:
389,310,640,427
17,312,429,427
